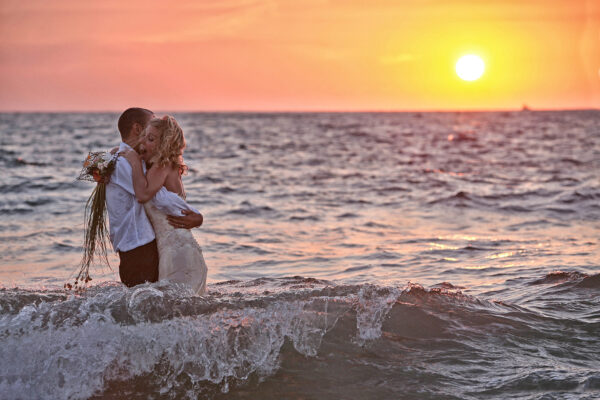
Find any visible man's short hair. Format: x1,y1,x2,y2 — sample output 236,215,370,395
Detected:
118,107,153,140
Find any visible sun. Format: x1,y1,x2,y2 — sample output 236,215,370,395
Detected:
455,55,485,81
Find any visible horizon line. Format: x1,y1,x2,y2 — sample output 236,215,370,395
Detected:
0,106,598,114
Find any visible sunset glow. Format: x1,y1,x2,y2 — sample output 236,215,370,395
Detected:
0,0,599,111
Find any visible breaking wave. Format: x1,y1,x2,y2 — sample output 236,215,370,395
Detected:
1,276,598,399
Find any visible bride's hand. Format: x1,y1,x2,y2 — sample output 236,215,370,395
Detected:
122,149,141,165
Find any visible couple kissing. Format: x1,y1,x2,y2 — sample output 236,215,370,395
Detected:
101,107,207,294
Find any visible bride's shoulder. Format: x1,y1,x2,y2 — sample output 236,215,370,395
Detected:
148,163,172,173
164,163,185,195
154,164,181,184
159,163,180,177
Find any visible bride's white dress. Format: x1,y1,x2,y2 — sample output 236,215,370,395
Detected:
144,201,207,294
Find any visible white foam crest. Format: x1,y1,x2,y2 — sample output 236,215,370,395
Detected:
0,293,348,399
355,284,401,343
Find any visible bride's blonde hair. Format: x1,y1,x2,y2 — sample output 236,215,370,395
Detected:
145,115,188,174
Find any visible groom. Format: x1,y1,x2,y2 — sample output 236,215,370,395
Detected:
106,107,203,287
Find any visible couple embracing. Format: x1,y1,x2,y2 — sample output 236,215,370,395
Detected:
105,107,207,294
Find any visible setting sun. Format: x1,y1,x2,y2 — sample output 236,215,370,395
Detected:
456,55,485,82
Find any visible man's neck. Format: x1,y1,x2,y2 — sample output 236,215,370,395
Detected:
123,138,137,148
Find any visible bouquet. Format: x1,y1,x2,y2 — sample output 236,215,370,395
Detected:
68,151,118,290
78,151,118,183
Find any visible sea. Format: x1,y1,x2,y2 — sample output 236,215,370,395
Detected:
0,111,599,399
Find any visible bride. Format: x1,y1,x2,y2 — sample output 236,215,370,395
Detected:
122,115,207,294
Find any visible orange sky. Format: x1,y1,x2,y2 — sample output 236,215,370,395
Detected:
1,0,599,111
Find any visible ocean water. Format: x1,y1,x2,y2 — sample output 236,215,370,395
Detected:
0,111,599,399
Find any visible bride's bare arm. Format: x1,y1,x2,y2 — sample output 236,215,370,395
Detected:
122,150,169,203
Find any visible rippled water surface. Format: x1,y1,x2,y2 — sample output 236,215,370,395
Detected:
0,111,599,399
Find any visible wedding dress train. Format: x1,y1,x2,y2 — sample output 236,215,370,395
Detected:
144,201,207,294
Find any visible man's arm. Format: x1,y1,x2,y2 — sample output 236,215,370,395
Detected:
167,210,203,229
151,188,203,229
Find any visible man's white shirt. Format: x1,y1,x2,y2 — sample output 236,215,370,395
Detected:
105,142,199,253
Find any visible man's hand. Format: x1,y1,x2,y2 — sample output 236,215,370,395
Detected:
167,210,203,229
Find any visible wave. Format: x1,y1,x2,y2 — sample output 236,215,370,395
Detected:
227,201,278,217
428,188,600,219
530,270,589,285
1,277,597,399
0,180,79,195
577,273,600,289
529,271,600,289
0,279,346,399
